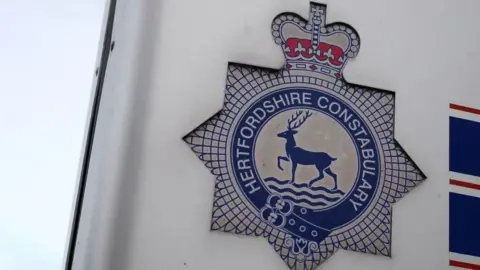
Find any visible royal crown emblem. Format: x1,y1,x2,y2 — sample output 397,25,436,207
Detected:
274,5,359,81
183,3,425,270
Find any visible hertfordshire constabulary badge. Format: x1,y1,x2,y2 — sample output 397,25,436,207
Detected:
183,2,426,269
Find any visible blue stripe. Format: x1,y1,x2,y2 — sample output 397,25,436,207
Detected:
449,193,480,257
449,117,480,177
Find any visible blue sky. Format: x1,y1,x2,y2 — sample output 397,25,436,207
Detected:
0,1,105,269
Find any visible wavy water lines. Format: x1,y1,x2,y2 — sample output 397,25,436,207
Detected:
264,177,345,209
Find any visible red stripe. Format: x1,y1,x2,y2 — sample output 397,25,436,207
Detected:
450,179,480,191
450,103,480,116
450,260,480,269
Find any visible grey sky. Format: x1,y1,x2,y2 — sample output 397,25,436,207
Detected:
0,1,105,269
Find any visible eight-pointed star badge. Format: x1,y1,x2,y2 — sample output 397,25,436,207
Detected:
183,2,426,269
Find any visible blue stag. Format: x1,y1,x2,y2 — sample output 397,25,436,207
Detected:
277,110,339,190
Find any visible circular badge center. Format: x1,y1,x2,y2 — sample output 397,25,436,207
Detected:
230,87,381,238
254,109,358,211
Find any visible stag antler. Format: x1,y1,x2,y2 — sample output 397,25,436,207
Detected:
287,111,302,129
288,110,313,130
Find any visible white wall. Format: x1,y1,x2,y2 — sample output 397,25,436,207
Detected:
73,0,480,269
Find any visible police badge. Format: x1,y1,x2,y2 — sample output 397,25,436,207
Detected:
183,2,425,269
